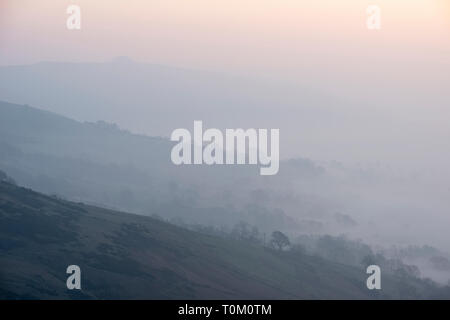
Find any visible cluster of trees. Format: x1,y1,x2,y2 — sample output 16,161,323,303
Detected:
167,218,292,251
297,234,423,280
216,221,292,251
362,253,421,278
163,216,425,281
0,170,16,185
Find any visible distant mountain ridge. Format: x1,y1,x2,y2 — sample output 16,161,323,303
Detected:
0,59,321,136
0,100,310,233
0,59,347,162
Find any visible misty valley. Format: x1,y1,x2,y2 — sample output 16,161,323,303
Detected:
1,0,450,312
1,94,450,299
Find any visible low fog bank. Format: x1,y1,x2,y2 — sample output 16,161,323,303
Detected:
1,59,449,171
0,60,449,284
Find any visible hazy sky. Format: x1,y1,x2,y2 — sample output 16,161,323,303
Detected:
1,0,450,253
1,0,449,169
1,1,449,102
1,1,448,69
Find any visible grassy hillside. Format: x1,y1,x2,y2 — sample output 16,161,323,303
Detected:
0,179,447,299
0,100,314,233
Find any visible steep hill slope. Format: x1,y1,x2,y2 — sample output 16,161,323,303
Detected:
0,179,446,299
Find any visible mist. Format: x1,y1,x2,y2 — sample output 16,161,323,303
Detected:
1,0,450,296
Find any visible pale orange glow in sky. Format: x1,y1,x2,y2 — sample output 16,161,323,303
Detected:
1,0,448,66
0,0,449,173
0,0,449,105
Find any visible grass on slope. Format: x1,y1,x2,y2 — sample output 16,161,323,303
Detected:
0,181,444,299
